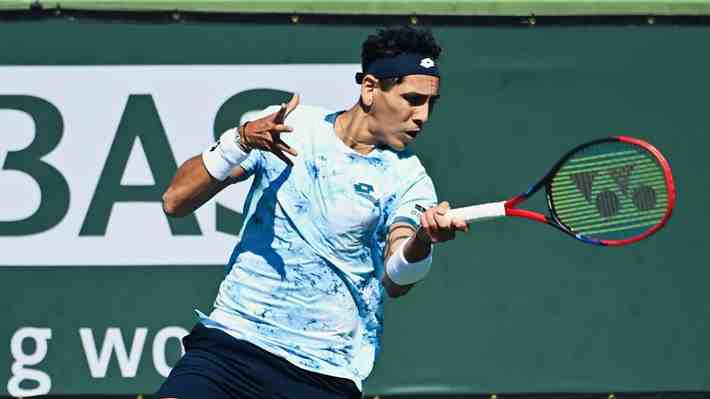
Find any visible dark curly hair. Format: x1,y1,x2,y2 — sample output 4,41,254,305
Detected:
361,26,442,74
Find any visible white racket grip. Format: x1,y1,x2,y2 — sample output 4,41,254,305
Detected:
447,201,507,223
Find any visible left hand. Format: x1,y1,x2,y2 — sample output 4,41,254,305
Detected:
418,201,469,244
241,94,300,166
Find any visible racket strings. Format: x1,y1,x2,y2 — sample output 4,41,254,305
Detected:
549,142,670,240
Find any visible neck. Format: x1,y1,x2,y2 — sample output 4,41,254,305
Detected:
334,104,378,155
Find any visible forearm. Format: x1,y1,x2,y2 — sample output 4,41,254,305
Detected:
162,155,232,217
402,229,432,262
381,224,432,298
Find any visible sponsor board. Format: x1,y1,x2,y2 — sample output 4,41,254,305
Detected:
0,65,360,266
7,325,189,397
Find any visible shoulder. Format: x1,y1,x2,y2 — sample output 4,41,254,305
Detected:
383,148,429,181
243,103,333,127
376,149,435,200
285,104,333,126
284,104,336,145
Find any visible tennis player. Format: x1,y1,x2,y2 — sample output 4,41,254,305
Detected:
157,26,468,399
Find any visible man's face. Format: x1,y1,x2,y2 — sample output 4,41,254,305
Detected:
370,74,440,151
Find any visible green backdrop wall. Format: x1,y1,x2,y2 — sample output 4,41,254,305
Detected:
1,18,708,396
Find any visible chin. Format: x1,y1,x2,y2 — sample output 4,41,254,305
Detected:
388,141,408,152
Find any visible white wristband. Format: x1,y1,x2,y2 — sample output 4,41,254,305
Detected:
202,128,249,181
385,236,433,285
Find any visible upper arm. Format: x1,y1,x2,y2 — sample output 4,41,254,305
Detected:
379,162,438,298
162,147,261,217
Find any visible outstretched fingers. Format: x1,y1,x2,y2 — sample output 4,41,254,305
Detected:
236,93,300,167
271,124,294,134
279,140,298,156
274,93,300,124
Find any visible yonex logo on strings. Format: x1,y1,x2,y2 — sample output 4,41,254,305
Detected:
571,164,658,218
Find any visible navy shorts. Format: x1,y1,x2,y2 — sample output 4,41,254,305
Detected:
155,323,361,399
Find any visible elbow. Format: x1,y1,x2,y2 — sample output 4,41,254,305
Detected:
386,286,409,298
382,275,413,298
162,190,185,218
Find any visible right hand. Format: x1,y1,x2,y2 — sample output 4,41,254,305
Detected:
418,201,469,244
241,94,300,166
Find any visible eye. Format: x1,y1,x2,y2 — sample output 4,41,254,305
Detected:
402,93,427,106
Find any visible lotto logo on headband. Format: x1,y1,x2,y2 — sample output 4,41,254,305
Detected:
420,58,435,68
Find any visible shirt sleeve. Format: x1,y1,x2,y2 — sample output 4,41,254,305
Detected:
386,171,438,230
371,169,437,270
238,150,263,177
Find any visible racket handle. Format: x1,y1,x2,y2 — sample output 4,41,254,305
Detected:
447,201,507,223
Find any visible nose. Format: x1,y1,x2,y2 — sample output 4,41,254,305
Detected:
412,104,430,126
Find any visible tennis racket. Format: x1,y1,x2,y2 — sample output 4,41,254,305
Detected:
447,136,676,246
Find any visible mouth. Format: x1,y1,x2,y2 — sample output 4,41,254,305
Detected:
404,130,420,139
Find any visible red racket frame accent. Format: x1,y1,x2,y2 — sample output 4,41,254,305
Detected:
505,196,548,224
599,136,676,246
494,136,675,246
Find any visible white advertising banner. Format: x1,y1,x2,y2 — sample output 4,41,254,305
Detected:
0,64,360,266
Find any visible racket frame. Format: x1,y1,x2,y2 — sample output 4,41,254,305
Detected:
499,136,675,246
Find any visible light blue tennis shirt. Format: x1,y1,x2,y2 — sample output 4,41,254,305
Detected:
199,105,437,390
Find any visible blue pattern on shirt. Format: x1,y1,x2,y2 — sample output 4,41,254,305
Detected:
199,105,437,390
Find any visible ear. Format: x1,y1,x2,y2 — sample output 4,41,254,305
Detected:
360,75,378,108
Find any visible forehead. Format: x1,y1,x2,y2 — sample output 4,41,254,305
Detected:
397,74,440,95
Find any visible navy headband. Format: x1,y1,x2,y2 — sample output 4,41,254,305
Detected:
355,53,439,84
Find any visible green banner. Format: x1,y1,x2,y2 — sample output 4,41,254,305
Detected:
1,19,709,396
0,0,32,10
29,0,710,15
